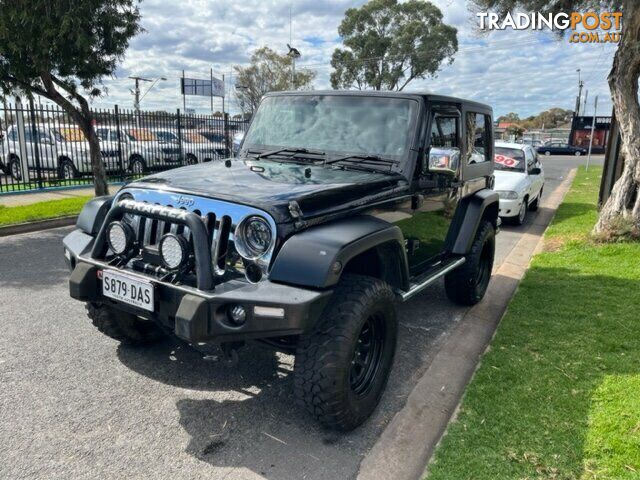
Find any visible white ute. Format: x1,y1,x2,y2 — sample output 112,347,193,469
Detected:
493,141,545,225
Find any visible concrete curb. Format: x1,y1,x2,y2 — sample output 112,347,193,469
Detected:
0,216,77,237
357,168,578,480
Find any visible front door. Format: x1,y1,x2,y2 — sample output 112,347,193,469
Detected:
400,106,462,275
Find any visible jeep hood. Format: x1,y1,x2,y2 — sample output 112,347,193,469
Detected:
127,159,409,223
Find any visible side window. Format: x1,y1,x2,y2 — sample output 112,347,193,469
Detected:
524,147,534,167
465,112,490,164
96,128,109,141
430,116,458,148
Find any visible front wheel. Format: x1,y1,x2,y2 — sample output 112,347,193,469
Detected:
544,151,551,156
86,303,164,345
294,274,398,431
445,220,495,306
185,154,198,165
574,150,582,156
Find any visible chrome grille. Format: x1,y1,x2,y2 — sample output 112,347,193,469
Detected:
112,188,278,283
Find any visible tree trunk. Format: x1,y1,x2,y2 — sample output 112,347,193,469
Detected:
593,0,640,234
38,72,109,197
78,117,109,197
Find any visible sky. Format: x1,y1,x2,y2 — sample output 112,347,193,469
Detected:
90,0,616,119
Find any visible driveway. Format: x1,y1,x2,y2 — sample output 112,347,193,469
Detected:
0,155,602,480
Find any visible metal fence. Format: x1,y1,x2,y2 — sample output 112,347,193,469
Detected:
0,99,249,194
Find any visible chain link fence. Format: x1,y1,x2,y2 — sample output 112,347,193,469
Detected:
0,99,248,194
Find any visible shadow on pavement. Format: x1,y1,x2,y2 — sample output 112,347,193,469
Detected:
115,288,459,479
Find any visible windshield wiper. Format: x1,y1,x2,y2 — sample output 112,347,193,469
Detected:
257,147,326,159
324,154,399,166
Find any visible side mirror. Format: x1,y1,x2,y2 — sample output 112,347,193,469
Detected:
529,167,541,175
425,147,460,175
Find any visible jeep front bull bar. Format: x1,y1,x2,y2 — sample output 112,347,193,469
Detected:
90,199,214,290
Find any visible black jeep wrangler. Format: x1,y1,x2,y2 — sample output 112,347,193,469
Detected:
63,91,498,431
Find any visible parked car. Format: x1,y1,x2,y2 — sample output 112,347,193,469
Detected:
154,129,224,164
494,141,545,225
537,141,587,156
95,127,181,173
63,91,499,431
2,125,91,180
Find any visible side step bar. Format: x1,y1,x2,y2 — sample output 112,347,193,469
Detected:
399,257,466,302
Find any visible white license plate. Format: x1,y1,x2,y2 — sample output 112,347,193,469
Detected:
102,270,154,312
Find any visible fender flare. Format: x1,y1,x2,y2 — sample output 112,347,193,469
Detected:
76,195,113,235
445,189,499,255
269,215,409,290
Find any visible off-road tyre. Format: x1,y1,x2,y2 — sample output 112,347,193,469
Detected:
294,274,398,431
445,220,495,306
86,302,164,345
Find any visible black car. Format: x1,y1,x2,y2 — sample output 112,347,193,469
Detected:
63,91,499,431
537,141,588,156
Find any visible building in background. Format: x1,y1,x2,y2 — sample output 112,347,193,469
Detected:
570,115,612,154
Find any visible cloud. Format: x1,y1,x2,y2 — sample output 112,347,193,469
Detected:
88,0,615,118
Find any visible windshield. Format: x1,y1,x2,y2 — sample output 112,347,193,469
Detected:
156,131,178,142
243,95,418,161
494,147,525,172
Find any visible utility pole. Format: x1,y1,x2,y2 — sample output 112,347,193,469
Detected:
574,69,584,117
586,96,598,171
129,76,153,115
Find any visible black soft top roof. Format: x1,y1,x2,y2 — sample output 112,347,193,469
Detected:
263,90,492,114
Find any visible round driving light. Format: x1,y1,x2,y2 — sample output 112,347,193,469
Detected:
159,233,189,270
236,216,273,259
227,304,247,325
106,221,134,255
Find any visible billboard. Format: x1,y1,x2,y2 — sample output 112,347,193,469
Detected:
181,77,225,97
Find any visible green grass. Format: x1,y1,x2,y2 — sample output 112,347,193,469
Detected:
0,195,92,226
427,166,640,480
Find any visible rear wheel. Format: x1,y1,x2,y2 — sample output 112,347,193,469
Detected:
185,153,198,165
544,151,551,156
574,150,582,156
129,155,146,175
59,158,78,180
294,274,398,431
445,220,495,306
8,157,22,180
85,303,164,345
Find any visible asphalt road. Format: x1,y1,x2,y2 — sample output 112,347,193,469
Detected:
0,155,602,480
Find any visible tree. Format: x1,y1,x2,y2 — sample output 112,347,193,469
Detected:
234,47,316,115
472,0,638,237
330,0,458,91
497,112,521,123
0,0,142,196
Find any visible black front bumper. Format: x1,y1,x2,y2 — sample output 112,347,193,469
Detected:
69,260,332,343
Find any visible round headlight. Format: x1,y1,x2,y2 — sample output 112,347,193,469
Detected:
106,221,134,255
159,233,189,270
236,216,273,259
